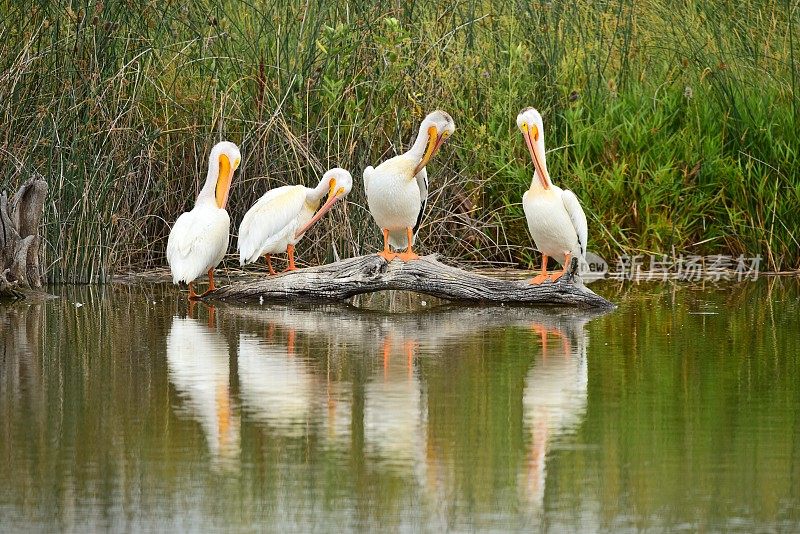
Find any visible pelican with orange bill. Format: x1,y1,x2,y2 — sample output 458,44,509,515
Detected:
237,168,353,273
517,108,588,284
364,110,455,261
167,141,241,300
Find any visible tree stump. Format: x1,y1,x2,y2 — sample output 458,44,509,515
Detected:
211,254,615,309
1,177,48,299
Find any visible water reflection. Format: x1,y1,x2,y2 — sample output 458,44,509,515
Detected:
234,305,433,499
2,280,798,531
230,306,431,472
364,334,425,472
522,311,590,510
166,312,240,468
238,330,352,445
0,301,45,438
225,303,604,522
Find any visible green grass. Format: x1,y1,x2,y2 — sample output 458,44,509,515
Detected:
0,0,797,282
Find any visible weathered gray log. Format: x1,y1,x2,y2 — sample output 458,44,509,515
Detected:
211,254,615,309
1,176,48,299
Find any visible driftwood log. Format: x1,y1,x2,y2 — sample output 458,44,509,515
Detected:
1,177,48,299
211,254,614,309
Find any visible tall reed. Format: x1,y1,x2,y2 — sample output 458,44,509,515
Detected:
0,0,796,282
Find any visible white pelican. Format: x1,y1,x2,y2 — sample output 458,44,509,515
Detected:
517,108,588,284
167,141,241,299
237,168,353,273
364,110,455,261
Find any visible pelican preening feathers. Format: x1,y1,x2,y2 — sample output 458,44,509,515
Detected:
237,168,353,273
517,107,588,285
364,110,456,261
166,107,589,300
167,141,241,299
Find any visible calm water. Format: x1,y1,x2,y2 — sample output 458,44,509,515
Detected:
1,280,799,532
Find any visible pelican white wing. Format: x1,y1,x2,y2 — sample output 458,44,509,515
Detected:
166,206,230,284
238,185,307,264
560,189,587,258
363,165,374,193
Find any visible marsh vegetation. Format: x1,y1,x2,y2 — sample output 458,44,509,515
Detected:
1,0,797,282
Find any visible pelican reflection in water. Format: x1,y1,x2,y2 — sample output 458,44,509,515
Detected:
237,330,352,444
364,333,426,473
521,311,591,510
230,305,429,477
202,303,603,518
166,315,239,468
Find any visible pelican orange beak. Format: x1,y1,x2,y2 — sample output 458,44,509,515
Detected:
295,179,346,237
413,126,449,176
215,154,237,208
520,123,549,189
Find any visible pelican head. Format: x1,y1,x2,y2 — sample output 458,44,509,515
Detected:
322,167,353,200
517,107,551,190
413,110,456,176
296,167,353,236
208,141,242,209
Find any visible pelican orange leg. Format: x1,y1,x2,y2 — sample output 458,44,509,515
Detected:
199,269,216,297
188,281,199,300
378,229,396,261
264,254,276,275
529,255,549,285
285,244,297,271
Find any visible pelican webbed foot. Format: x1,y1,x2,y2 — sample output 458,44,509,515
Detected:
528,274,549,285
396,251,420,262
548,253,571,282
377,228,397,261
396,227,419,262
